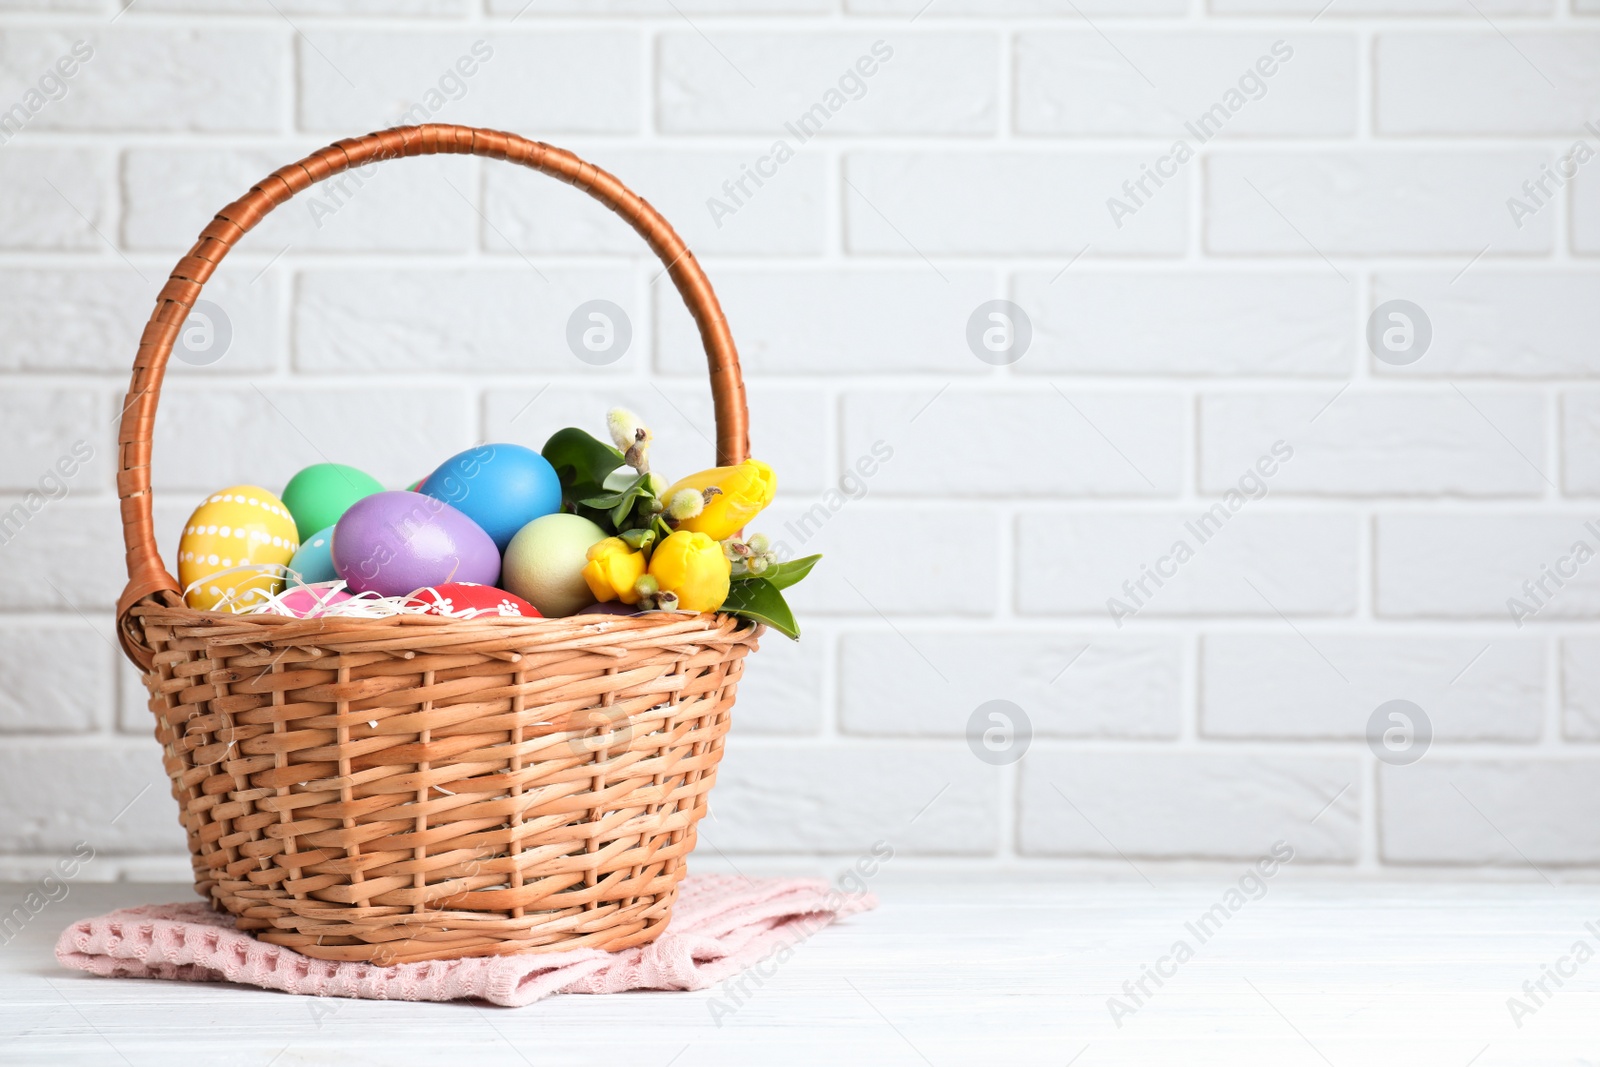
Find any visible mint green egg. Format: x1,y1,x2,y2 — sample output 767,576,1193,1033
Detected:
280,463,384,541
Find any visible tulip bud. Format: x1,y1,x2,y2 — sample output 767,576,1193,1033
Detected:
661,459,776,541
647,530,731,613
581,537,647,605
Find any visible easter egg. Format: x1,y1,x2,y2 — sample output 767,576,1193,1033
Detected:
331,491,499,597
286,525,338,586
501,513,607,618
405,582,541,620
276,584,353,618
420,443,562,552
177,485,300,612
281,463,384,542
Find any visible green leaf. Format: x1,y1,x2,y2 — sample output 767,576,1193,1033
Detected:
601,467,638,492
542,428,625,506
578,472,661,530
720,578,800,640
753,553,821,591
610,490,643,529
577,482,638,511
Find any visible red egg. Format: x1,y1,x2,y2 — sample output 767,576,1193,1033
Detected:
405,582,541,619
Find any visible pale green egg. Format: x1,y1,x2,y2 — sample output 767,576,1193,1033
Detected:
501,514,607,617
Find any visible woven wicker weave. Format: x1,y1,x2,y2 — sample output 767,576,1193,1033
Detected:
114,125,762,964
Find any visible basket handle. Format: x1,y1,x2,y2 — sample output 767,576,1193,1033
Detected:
114,124,749,666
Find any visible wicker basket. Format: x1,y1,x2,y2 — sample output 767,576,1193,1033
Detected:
114,124,762,964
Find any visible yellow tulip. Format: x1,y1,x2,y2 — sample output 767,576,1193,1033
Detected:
648,531,731,613
663,459,776,541
581,537,647,605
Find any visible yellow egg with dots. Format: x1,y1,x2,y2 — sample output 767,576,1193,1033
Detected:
177,485,300,612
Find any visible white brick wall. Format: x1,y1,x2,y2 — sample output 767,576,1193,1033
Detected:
1199,390,1547,495
1019,751,1361,862
1,0,1597,881
1201,635,1544,740
1375,33,1600,134
297,31,641,133
1015,32,1358,137
1206,152,1554,254
658,32,999,134
1016,270,1355,377
1371,272,1600,378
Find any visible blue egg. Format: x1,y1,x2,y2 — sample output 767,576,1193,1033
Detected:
419,443,562,552
286,525,339,586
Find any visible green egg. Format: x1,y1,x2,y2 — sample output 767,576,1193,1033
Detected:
280,463,385,541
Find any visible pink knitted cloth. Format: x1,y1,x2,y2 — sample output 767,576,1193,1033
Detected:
55,875,875,1007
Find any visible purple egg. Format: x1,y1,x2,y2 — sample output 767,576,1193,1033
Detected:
332,491,500,597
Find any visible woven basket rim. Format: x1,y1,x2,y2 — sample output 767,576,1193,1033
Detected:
132,602,759,636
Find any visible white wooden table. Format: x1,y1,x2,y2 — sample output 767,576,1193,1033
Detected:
3,872,1598,1066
